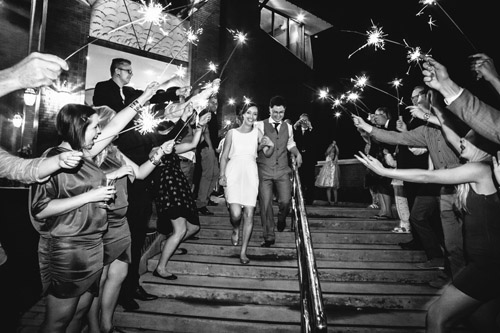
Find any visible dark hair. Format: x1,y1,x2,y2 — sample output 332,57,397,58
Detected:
269,95,286,108
110,58,131,76
239,102,258,116
375,106,392,120
56,104,96,150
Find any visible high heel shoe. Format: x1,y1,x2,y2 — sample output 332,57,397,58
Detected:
231,229,239,246
152,269,177,280
240,257,250,265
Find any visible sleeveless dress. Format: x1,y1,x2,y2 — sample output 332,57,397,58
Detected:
31,147,107,298
453,187,500,301
225,127,259,207
99,151,132,266
315,154,340,189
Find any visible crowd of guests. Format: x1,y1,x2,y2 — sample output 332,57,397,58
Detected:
4,47,500,333
353,53,500,331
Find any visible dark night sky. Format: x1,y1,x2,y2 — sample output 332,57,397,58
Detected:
288,0,500,160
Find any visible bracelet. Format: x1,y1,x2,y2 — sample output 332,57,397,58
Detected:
149,153,162,166
129,99,142,113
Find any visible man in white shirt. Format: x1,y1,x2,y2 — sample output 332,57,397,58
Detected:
255,96,302,247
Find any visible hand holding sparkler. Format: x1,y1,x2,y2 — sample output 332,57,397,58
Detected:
470,53,499,83
2,52,69,97
351,114,373,133
396,116,408,132
422,57,463,102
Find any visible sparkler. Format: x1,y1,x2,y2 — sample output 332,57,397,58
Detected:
351,75,406,106
134,108,162,135
417,0,477,51
390,78,403,117
191,61,218,87
405,43,431,75
219,29,247,78
65,1,172,61
158,27,203,80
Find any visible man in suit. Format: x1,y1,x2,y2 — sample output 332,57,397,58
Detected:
93,58,178,311
422,56,500,144
293,113,316,205
255,96,302,247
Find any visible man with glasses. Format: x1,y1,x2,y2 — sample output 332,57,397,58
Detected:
93,58,178,311
352,85,466,289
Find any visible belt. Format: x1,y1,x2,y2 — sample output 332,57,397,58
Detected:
179,156,193,162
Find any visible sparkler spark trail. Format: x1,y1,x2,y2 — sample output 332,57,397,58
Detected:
347,22,387,59
65,0,172,61
417,0,477,51
134,108,162,134
158,27,203,80
351,75,407,107
191,61,218,87
390,78,403,116
219,29,247,78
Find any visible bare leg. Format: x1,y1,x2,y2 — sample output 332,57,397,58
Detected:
333,189,338,204
99,260,128,332
325,188,332,204
87,265,110,333
228,203,242,245
240,206,254,262
41,294,80,333
155,217,187,276
426,284,482,332
67,291,95,333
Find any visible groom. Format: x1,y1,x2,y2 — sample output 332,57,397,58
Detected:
255,95,302,247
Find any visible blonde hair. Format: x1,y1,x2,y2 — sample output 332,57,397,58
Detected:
93,106,121,167
454,131,495,212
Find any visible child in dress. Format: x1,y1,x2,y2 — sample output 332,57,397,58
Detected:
315,140,340,205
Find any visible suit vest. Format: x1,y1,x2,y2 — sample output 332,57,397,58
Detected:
257,120,291,178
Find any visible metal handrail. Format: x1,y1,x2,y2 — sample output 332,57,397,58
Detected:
290,156,327,332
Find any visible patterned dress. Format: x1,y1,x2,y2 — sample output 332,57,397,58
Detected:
152,153,200,236
315,150,340,189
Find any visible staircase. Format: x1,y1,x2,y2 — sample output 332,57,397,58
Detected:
19,202,448,332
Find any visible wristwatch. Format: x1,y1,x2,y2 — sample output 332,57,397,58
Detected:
423,113,431,121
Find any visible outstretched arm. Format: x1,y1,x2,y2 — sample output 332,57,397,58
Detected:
0,148,82,183
355,151,484,185
89,82,160,156
0,52,68,97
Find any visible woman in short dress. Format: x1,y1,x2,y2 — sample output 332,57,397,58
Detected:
87,106,174,333
315,140,340,205
30,83,159,333
219,103,274,264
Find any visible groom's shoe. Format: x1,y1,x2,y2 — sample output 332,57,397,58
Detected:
260,240,275,247
277,220,286,232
